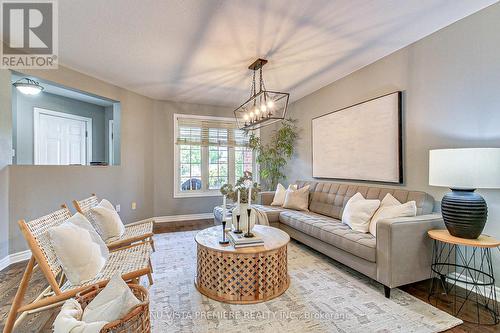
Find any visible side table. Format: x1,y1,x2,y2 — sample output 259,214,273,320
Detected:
428,229,499,325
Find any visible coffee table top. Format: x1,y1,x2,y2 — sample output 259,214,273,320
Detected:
195,225,290,254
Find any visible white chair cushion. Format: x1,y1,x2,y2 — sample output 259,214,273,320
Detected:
49,213,109,285
91,199,125,241
271,184,297,206
82,272,140,323
369,193,417,237
283,185,310,211
342,192,380,233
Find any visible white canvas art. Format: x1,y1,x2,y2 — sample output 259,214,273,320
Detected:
312,92,402,183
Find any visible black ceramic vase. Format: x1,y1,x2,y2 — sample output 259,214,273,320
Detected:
441,189,487,239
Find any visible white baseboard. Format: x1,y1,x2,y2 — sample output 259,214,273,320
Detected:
446,272,500,297
154,213,214,224
0,250,32,272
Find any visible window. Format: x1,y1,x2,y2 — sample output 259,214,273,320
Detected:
174,114,256,197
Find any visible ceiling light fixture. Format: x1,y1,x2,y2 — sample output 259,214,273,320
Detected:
234,59,289,131
13,78,44,95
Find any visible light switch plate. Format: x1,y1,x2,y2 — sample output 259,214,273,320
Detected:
116,204,121,212
131,202,137,210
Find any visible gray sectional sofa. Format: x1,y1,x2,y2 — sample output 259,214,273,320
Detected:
214,180,444,298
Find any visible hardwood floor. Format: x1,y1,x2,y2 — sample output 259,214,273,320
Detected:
1,222,498,332
153,218,214,233
400,282,499,332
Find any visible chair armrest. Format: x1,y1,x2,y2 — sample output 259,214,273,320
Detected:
259,191,275,205
376,213,444,288
126,218,154,227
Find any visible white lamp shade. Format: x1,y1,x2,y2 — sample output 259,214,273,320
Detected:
429,148,500,189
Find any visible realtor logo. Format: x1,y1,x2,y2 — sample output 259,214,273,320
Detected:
1,0,58,68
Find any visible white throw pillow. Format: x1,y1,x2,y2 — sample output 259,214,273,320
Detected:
283,185,310,211
91,199,125,241
342,193,381,233
82,272,140,323
271,184,297,206
99,198,116,211
49,213,109,286
369,193,417,237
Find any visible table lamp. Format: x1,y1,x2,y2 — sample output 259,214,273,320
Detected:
429,148,500,239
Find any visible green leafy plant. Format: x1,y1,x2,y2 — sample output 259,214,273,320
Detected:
249,119,299,190
220,171,260,203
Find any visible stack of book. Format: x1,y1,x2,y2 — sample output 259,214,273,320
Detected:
227,231,264,248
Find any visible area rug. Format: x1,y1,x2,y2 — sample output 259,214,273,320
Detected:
147,230,462,332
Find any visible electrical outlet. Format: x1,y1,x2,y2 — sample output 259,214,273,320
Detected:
115,204,121,212
131,202,137,210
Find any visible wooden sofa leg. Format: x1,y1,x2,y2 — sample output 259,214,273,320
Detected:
150,238,156,252
4,256,36,333
384,285,391,298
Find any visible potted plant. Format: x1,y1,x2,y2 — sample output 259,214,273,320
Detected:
220,171,260,203
249,118,299,190
220,171,260,230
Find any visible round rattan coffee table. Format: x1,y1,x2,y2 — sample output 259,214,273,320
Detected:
195,225,290,304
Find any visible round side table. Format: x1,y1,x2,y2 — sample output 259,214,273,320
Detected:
195,225,290,304
428,229,500,325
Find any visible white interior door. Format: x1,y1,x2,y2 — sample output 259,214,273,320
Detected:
34,108,92,165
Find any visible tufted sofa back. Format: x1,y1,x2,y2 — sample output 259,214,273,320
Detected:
295,180,434,220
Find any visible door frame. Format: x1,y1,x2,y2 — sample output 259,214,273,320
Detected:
108,119,114,165
33,107,93,165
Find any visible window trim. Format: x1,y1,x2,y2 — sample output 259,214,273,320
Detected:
173,113,258,198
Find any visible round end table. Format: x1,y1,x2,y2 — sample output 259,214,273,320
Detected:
428,229,500,325
195,225,290,304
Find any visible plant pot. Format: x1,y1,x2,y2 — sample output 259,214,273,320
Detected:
441,189,487,239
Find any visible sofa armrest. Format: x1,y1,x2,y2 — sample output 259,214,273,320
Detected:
376,213,444,288
260,191,275,206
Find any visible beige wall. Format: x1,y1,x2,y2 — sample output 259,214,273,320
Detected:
152,100,233,217
284,4,500,275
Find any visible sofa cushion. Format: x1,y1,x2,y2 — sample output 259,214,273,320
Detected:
305,181,434,220
279,210,376,262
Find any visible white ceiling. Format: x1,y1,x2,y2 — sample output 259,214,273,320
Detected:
58,0,497,106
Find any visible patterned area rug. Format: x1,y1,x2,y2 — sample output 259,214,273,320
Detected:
148,230,462,332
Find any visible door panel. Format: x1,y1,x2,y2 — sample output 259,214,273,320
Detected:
35,110,90,165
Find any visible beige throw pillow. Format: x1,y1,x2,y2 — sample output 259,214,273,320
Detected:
369,193,417,237
82,272,140,323
91,199,125,241
283,185,310,211
271,183,298,206
48,213,109,285
342,193,380,233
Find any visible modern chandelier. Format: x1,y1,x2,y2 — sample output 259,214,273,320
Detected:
234,58,289,131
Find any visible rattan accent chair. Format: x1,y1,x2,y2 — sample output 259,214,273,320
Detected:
3,205,154,333
73,194,155,251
